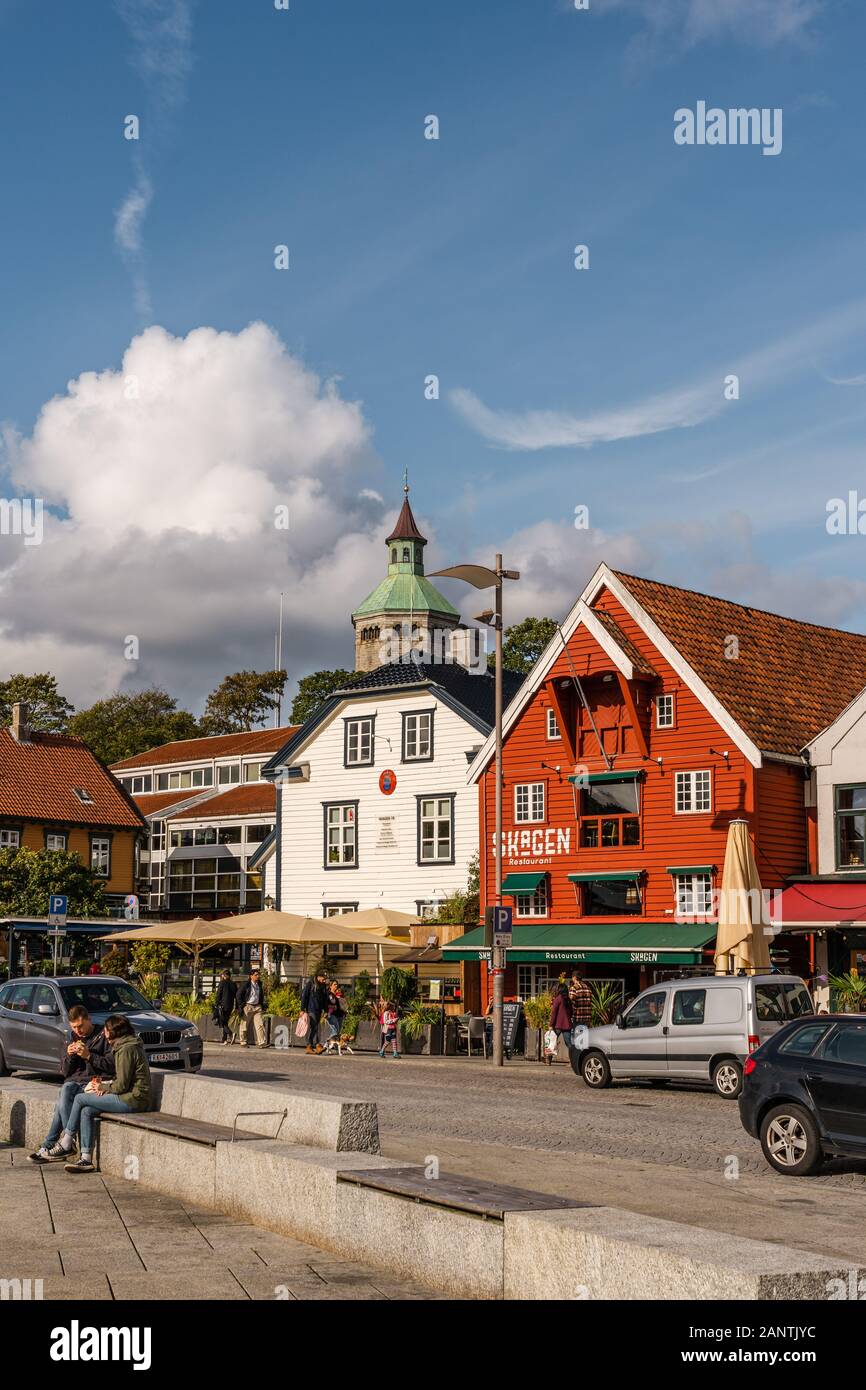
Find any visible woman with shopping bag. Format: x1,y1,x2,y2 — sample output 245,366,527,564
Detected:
546,984,574,1065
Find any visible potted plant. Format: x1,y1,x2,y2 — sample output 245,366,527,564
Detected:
829,971,866,1013
265,983,301,1050
341,971,379,1050
522,993,552,1061
399,1000,445,1055
588,980,623,1026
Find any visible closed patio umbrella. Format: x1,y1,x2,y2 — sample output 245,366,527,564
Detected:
714,819,772,975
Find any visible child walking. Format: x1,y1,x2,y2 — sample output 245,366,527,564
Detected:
378,1000,400,1058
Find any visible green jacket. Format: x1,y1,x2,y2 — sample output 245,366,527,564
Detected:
106,1034,152,1111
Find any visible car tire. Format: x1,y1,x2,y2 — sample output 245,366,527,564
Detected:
647,1079,668,1087
0,1042,8,1077
759,1102,822,1176
712,1058,743,1099
579,1049,611,1089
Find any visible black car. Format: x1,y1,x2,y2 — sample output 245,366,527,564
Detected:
739,1014,866,1175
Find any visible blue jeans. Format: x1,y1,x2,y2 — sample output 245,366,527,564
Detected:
43,1079,84,1147
64,1092,132,1155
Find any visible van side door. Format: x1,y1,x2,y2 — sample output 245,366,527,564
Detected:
610,989,669,1076
666,986,711,1077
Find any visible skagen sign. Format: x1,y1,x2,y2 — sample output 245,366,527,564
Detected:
492,828,571,864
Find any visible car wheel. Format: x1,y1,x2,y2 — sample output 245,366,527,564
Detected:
580,1050,611,1089
0,1042,8,1077
760,1103,822,1176
712,1058,743,1099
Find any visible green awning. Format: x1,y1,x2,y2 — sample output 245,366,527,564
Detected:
442,921,716,965
501,872,546,893
568,871,641,883
666,865,715,875
568,770,644,786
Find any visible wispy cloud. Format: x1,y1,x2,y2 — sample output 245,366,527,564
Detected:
114,168,153,255
593,0,822,72
451,294,866,452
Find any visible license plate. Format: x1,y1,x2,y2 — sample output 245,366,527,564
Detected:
148,1051,179,1063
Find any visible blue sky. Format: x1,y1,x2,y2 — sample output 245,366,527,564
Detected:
2,0,866,710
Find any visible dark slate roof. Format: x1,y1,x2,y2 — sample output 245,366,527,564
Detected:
334,659,523,729
385,496,426,543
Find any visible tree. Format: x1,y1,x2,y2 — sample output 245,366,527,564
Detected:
201,669,287,734
0,847,109,918
290,668,360,725
68,688,199,765
495,616,560,675
0,673,74,733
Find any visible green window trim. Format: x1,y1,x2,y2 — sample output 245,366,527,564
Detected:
567,870,642,882
665,865,715,875
502,871,547,893
568,770,645,786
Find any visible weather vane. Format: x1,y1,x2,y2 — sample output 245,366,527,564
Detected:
402,466,409,496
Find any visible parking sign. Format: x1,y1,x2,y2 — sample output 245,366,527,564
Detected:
48,894,68,926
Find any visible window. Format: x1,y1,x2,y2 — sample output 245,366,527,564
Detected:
390,548,397,564
781,982,814,1018
675,770,711,814
582,878,642,916
325,802,357,867
580,779,640,848
218,763,241,785
518,965,552,999
91,837,111,876
156,767,213,791
323,903,359,917
402,710,433,761
418,796,454,864
515,782,545,824
623,991,666,1028
402,546,410,562
835,784,866,868
73,787,94,805
675,874,713,917
119,773,152,794
754,983,786,1023
416,900,443,920
672,989,706,1025
246,823,273,844
167,856,241,910
823,1023,866,1066
218,826,242,845
779,1023,830,1057
193,827,217,846
546,708,560,740
515,879,548,918
0,829,20,849
169,828,194,848
3,983,35,1013
46,833,67,853
150,822,165,851
656,694,675,728
243,762,263,783
344,717,374,767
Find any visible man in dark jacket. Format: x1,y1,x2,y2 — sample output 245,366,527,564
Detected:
300,973,329,1055
235,969,268,1047
28,1006,114,1163
214,969,237,1045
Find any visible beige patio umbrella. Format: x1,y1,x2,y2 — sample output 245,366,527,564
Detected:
211,908,405,983
714,819,772,974
328,906,415,940
102,916,243,993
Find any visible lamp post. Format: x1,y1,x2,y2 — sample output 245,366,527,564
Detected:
430,555,519,1067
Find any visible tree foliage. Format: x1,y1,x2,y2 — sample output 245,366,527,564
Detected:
494,616,559,675
0,847,109,918
200,669,287,734
68,688,199,765
0,673,74,733
290,668,360,725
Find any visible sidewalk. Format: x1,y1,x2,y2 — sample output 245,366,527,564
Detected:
0,1144,442,1301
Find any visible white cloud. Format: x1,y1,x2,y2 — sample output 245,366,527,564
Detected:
0,323,404,711
596,0,821,53
114,171,153,254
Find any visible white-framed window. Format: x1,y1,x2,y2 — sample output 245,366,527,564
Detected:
546,708,560,740
156,767,213,791
0,829,21,849
323,903,358,918
517,965,552,999
46,833,67,852
675,874,713,917
656,693,675,728
515,782,545,823
675,770,711,814
344,718,374,767
243,762,264,783
416,899,444,920
150,821,165,852
515,879,548,918
403,711,433,761
326,803,357,867
218,763,240,785
418,796,454,863
91,837,111,876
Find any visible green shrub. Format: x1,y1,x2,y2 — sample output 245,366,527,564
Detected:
161,992,192,1019
523,994,552,1029
266,983,301,1019
829,971,866,1013
186,994,215,1020
399,1001,442,1041
380,966,416,1011
588,980,623,1026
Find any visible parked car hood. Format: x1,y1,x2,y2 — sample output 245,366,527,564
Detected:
84,1008,191,1032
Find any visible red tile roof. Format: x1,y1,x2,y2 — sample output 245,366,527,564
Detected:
0,729,145,829
611,570,866,756
169,784,276,821
592,609,657,677
112,726,298,771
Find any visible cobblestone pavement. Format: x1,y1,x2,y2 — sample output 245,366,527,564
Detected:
0,1144,441,1301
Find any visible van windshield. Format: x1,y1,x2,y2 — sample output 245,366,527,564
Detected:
782,983,814,1018
59,982,152,1014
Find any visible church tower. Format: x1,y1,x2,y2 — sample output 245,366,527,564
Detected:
352,477,461,673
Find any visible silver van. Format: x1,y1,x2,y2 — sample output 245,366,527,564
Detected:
573,974,814,1099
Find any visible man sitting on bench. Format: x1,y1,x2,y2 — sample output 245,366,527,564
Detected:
28,1005,115,1165
57,1014,153,1174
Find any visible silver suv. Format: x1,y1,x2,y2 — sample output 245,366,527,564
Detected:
573,974,813,1099
0,975,202,1076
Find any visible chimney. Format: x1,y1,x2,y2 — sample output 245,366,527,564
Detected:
10,702,30,743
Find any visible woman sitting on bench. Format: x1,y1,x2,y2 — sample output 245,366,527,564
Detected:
57,1014,153,1174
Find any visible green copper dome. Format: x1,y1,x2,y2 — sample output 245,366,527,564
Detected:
352,485,460,621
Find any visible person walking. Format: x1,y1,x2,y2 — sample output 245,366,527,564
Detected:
28,1006,115,1164
547,983,573,1065
300,972,329,1054
568,968,593,1046
214,969,237,1045
325,980,346,1052
235,968,268,1048
378,999,400,1058
58,1014,153,1173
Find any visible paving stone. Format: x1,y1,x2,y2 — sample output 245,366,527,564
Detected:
59,1246,146,1275
0,1250,64,1277
108,1270,249,1300
28,1274,114,1301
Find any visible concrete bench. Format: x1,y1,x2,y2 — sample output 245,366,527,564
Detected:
337,1167,588,1220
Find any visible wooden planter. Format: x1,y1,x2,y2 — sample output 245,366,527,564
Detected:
267,1016,299,1049
523,1026,542,1061
353,1020,381,1052
400,1023,443,1056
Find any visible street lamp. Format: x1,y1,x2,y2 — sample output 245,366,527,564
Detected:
430,555,519,1067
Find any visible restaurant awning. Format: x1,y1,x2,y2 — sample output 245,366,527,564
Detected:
501,872,547,893
568,770,644,785
442,922,716,964
768,881,866,932
567,871,641,882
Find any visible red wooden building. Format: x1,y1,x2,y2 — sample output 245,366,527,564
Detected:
446,564,866,1005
